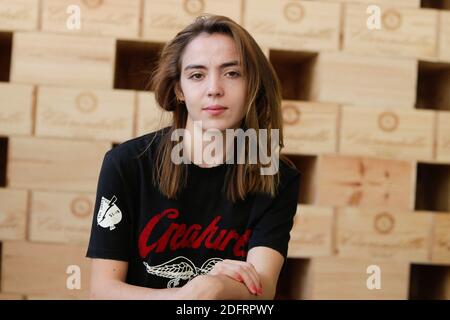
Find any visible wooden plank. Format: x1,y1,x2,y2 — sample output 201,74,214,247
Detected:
343,4,438,59
312,52,417,108
336,207,433,263
0,0,39,31
142,0,242,42
136,91,172,137
0,83,33,136
7,136,111,192
339,105,435,161
281,100,338,155
41,0,140,38
10,32,115,88
29,190,94,246
437,111,450,162
430,212,450,265
439,11,450,62
316,154,416,210
36,86,134,142
288,205,335,257
1,241,90,298
244,0,340,52
0,188,27,241
0,293,25,300
290,256,410,299
329,0,420,8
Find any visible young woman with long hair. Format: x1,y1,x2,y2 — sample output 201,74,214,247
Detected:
86,14,300,300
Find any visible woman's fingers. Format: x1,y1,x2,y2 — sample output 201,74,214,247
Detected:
224,260,262,289
209,259,262,295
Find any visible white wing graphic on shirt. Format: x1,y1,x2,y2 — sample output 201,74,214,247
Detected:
143,256,223,288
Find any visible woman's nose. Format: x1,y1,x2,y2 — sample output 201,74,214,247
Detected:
207,74,224,97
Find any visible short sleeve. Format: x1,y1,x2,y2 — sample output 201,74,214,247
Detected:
86,150,132,262
247,172,301,259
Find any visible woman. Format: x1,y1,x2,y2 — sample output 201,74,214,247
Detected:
86,14,300,300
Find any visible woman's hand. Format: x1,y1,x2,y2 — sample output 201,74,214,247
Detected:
208,259,263,296
174,274,224,300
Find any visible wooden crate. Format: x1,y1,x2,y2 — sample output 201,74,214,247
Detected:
136,91,172,137
36,86,135,142
0,188,28,241
41,0,140,38
10,32,115,88
244,0,340,52
281,101,338,155
288,205,335,258
0,0,39,31
25,294,81,300
0,83,34,136
312,52,417,108
284,155,319,205
0,293,25,300
343,4,438,59
430,213,450,265
415,162,450,213
440,11,450,62
329,0,420,8
409,263,450,299
316,154,416,210
339,105,435,161
288,256,410,299
336,207,433,263
7,136,111,192
437,111,450,162
1,241,90,298
142,0,242,42
29,191,94,246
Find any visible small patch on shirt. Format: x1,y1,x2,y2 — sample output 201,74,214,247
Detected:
97,195,122,231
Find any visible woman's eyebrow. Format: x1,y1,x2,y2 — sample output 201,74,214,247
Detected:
184,60,240,71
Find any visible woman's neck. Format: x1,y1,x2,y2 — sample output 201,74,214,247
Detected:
183,120,234,168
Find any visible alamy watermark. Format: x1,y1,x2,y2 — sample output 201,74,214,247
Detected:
170,121,280,175
66,264,81,290
366,265,381,290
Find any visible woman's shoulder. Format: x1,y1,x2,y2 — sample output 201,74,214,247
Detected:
278,156,301,188
106,126,170,166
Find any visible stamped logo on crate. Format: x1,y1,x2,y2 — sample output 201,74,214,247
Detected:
282,104,301,125
71,196,93,219
183,0,204,15
373,212,395,234
382,9,402,31
377,111,399,132
82,0,104,9
75,92,98,113
283,2,304,23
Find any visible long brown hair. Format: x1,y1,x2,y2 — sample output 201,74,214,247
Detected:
149,14,294,202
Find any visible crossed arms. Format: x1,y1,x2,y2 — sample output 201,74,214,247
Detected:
89,246,284,300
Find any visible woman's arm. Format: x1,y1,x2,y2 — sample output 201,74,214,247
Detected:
89,258,180,299
89,258,225,300
177,247,283,300
89,254,279,300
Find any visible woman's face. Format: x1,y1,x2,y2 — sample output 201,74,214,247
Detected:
178,32,247,132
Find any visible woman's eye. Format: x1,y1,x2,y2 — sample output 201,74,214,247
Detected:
226,71,240,77
189,73,203,80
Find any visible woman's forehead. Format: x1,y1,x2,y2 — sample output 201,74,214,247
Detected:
181,33,241,67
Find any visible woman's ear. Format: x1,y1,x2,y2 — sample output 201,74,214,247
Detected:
174,83,184,102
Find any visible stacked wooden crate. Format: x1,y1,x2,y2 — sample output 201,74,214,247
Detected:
269,0,450,300
0,0,449,300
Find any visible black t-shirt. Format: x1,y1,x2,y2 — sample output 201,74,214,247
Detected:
86,127,301,289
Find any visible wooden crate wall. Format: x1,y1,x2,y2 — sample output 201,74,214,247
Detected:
0,0,449,300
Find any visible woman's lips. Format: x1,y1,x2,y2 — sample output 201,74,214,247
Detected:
203,105,227,116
